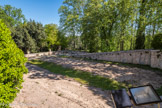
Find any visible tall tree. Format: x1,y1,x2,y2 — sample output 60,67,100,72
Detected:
57,30,68,50
26,20,47,52
13,23,36,53
59,0,85,49
135,0,146,49
81,0,103,52
0,5,25,28
135,0,161,49
44,24,58,50
59,0,161,52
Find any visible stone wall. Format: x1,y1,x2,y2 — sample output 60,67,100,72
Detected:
72,50,162,70
150,50,162,69
25,50,162,70
25,51,54,58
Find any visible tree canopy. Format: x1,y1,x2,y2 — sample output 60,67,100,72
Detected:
0,5,68,53
44,24,58,49
0,1,161,53
59,0,162,52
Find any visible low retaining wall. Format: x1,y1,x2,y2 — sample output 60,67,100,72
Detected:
25,50,162,70
25,51,54,58
72,50,162,70
150,50,162,69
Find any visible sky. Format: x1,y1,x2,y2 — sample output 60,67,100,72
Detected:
0,0,64,25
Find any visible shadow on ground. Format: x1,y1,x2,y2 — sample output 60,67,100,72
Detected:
26,56,162,108
40,56,162,89
26,63,114,108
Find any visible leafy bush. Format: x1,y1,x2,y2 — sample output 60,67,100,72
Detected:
151,33,162,50
0,20,28,107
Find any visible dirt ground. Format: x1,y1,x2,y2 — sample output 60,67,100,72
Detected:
41,56,162,89
11,56,162,108
11,64,113,108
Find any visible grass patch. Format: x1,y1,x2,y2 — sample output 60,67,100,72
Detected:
28,59,162,96
57,55,70,58
28,60,129,90
74,78,88,84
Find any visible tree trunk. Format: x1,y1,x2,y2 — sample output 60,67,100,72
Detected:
135,0,146,49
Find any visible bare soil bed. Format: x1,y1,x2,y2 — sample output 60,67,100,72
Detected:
41,56,162,89
11,56,162,108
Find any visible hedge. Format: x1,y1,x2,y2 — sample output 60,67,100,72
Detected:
0,20,28,108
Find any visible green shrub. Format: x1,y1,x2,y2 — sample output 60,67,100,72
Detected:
0,20,28,107
151,33,162,50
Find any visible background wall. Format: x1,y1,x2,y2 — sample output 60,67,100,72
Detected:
25,50,162,70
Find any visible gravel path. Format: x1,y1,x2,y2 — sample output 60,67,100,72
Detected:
11,56,162,108
11,64,113,108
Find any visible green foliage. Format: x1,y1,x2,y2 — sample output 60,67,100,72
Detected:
29,60,128,90
13,20,67,53
26,20,47,52
0,5,39,53
12,25,25,49
59,0,161,52
0,5,25,27
13,24,37,53
151,33,162,50
59,0,84,50
145,35,153,49
23,28,37,53
0,20,28,107
44,24,68,51
0,4,68,53
44,24,58,49
57,30,68,50
13,20,47,53
59,0,83,33
135,33,145,49
135,0,161,49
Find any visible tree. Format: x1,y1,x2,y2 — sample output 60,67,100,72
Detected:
135,0,161,49
23,27,37,53
13,23,37,53
59,0,161,52
135,0,146,49
59,0,85,49
44,24,58,50
115,0,136,51
0,5,26,33
26,20,47,52
151,33,162,50
0,20,27,108
12,24,25,50
81,0,103,52
57,30,68,50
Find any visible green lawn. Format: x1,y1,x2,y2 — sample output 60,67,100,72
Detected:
28,59,162,95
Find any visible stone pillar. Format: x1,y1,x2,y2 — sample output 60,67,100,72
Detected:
27,50,30,58
58,46,61,51
49,49,52,55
